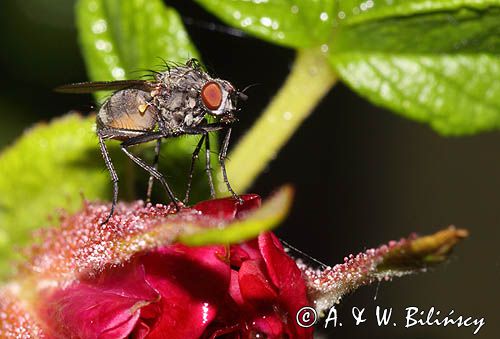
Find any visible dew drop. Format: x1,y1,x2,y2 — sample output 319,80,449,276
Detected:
91,19,107,34
95,39,112,52
241,17,253,27
283,111,293,121
112,67,125,79
87,0,98,12
260,17,272,27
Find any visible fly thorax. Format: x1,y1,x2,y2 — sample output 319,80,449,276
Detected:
184,113,194,126
168,92,184,109
187,96,197,109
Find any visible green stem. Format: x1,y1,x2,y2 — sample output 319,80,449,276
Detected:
217,48,337,194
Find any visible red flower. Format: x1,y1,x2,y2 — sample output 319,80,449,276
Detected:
0,189,467,338
3,195,312,338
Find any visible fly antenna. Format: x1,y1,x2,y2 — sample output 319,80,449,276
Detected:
240,83,261,94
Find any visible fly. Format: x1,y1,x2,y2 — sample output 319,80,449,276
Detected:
56,59,247,224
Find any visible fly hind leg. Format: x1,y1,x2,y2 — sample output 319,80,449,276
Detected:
146,138,162,203
98,135,119,225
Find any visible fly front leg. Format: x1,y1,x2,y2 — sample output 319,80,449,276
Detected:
219,127,242,203
183,127,216,200
204,133,216,199
184,135,206,204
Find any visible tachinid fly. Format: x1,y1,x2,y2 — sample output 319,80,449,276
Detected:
56,59,247,224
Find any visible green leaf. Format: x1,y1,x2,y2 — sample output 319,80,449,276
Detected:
335,0,500,25
77,0,200,99
194,0,335,48
198,0,500,135
180,185,294,246
331,53,500,135
329,2,500,135
0,114,108,277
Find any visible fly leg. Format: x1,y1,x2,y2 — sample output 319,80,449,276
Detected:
204,133,216,199
98,135,119,225
146,138,162,203
184,135,205,204
121,132,180,211
219,127,242,202
183,128,216,200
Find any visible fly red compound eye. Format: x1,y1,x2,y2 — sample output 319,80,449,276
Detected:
201,81,223,110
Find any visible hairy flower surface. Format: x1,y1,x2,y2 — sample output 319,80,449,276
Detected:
0,193,312,338
0,188,467,338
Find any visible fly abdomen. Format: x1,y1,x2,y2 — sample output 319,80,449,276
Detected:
97,89,158,133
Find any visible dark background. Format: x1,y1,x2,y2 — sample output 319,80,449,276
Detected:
0,1,498,338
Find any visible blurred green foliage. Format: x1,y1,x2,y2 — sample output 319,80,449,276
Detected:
77,0,200,101
0,115,105,276
197,0,500,135
194,0,335,48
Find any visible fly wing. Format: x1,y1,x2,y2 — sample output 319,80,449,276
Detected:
55,80,156,94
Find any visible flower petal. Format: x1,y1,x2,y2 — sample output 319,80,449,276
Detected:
40,262,158,338
180,187,293,246
139,244,231,338
193,194,261,220
229,239,261,268
252,314,285,339
238,259,278,303
228,270,244,306
258,233,312,338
